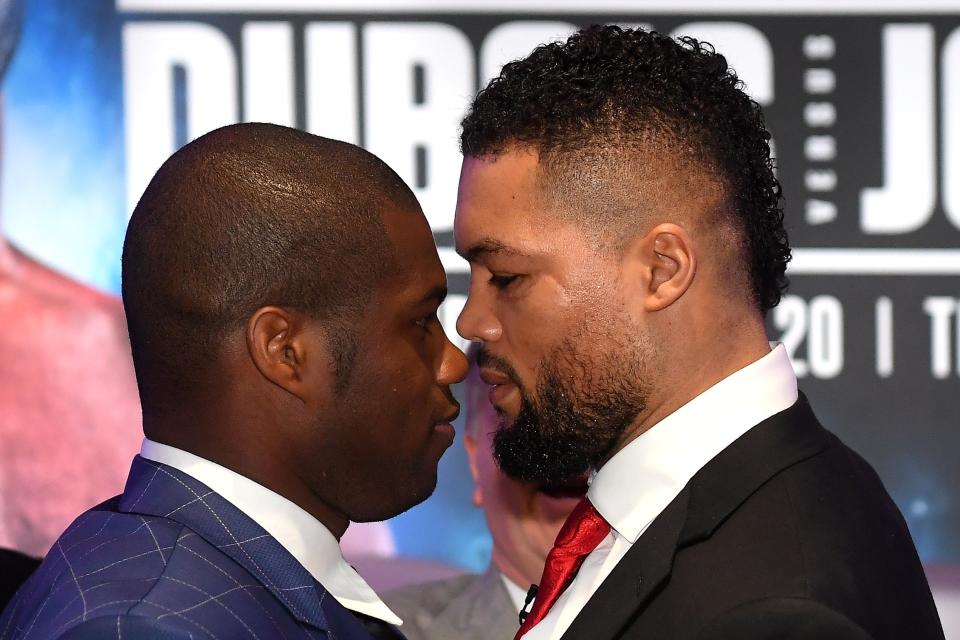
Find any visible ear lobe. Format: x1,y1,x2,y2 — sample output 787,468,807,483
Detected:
639,223,697,312
247,306,319,401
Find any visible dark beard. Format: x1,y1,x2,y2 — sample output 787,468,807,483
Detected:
488,336,647,487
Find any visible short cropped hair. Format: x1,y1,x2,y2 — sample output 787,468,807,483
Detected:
122,123,418,413
461,25,790,313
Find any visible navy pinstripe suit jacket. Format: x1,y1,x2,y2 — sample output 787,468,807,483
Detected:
0,456,377,640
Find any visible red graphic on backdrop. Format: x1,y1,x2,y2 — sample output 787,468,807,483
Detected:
0,240,142,556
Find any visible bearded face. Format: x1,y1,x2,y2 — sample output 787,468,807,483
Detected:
484,320,650,488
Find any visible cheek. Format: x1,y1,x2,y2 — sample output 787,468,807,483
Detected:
497,284,572,343
497,304,580,387
367,343,435,404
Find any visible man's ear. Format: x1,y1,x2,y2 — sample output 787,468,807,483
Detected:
624,223,698,312
463,432,483,507
246,306,327,402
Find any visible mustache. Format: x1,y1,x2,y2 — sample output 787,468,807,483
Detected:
476,348,527,394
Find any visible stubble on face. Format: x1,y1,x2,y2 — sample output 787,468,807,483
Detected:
488,307,652,487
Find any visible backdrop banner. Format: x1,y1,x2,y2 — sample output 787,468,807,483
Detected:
2,0,958,567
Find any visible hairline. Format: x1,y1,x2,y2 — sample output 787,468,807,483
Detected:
466,135,733,256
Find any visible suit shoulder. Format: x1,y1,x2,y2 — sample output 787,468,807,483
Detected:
48,509,188,586
383,573,481,615
694,597,874,640
57,614,195,640
773,428,925,574
383,572,519,640
726,426,941,636
1,513,185,639
5,511,279,640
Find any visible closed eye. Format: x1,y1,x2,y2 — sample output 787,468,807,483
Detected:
489,273,520,289
415,312,439,329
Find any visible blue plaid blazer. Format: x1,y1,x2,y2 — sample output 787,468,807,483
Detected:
0,456,378,640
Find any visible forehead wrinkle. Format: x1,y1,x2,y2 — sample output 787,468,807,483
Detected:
459,238,534,262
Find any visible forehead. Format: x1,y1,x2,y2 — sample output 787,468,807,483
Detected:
454,150,556,256
378,203,447,300
455,141,728,259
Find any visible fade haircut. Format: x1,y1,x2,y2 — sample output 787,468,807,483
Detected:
0,0,22,83
460,25,790,313
122,123,418,414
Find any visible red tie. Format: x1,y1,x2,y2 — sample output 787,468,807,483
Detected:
515,498,612,639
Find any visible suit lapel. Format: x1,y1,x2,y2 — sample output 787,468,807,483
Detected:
678,394,829,546
561,394,830,640
561,489,689,640
117,456,332,633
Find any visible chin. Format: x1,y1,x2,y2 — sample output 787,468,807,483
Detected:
351,476,437,522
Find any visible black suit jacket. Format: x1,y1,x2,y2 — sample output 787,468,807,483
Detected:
561,394,944,640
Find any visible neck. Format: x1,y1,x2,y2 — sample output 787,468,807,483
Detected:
146,410,351,540
613,319,772,459
492,546,544,590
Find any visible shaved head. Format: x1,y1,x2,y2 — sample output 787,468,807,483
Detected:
122,123,418,418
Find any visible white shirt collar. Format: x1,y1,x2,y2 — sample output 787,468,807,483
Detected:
139,439,402,625
588,344,798,543
500,572,531,614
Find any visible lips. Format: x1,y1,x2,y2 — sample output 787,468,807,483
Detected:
479,368,513,387
430,404,460,451
432,422,456,446
478,367,516,405
435,404,460,426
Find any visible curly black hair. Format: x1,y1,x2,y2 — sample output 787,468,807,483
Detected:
461,24,790,314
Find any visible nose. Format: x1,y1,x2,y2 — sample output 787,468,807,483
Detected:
456,290,502,343
437,334,469,386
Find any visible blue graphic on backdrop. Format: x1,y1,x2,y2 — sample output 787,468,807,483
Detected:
0,0,491,573
2,0,958,569
3,0,126,293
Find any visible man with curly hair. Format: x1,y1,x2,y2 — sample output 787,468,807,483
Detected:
454,25,943,639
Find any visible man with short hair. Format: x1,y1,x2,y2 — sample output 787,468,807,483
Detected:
454,25,944,639
385,343,585,640
1,122,468,639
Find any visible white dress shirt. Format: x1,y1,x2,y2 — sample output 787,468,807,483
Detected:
523,344,798,640
140,439,403,625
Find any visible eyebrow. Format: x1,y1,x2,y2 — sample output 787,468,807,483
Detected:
457,238,531,262
419,284,448,306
